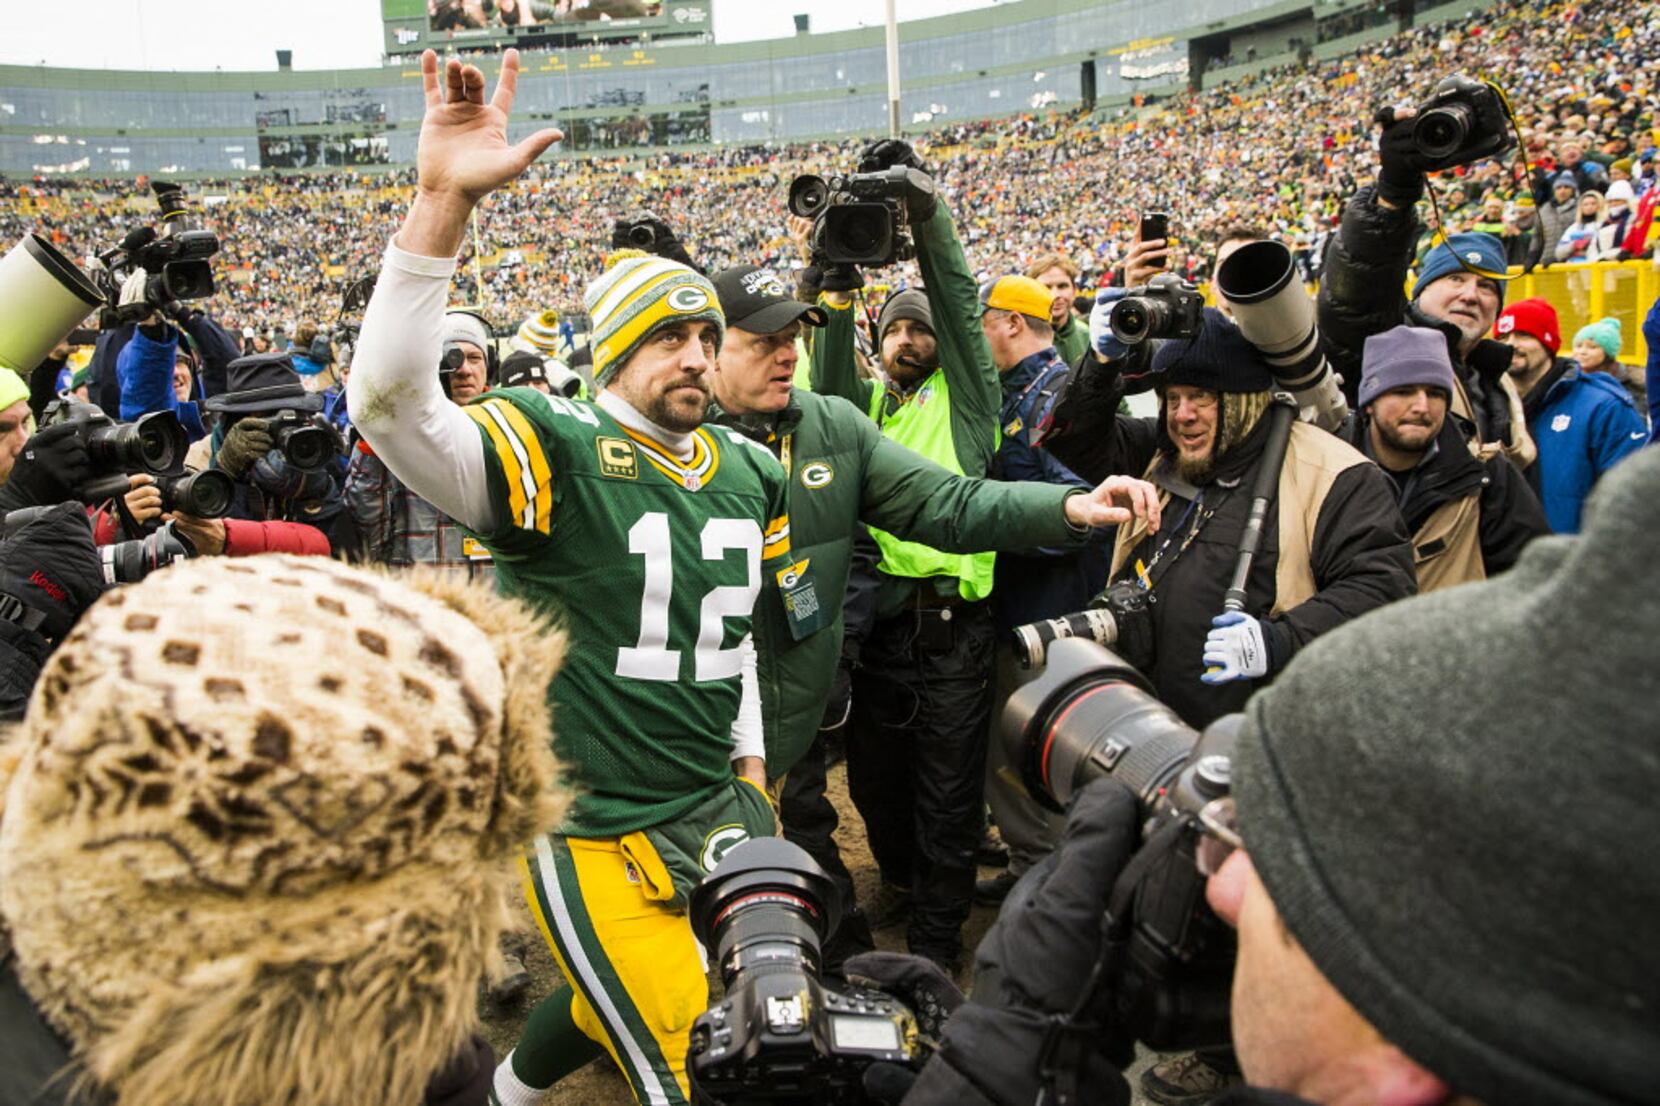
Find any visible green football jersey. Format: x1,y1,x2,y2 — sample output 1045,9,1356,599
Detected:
463,388,793,837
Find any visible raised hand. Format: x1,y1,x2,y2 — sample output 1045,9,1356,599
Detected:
416,48,563,203
400,49,563,257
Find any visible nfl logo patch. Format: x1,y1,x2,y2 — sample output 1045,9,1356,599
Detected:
1551,413,1572,433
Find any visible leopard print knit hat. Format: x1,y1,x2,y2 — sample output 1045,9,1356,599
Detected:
0,555,568,1106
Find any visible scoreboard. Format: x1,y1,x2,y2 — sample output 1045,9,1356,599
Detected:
382,0,713,57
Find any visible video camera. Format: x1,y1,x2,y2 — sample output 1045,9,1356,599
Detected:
1409,74,1515,171
92,182,221,324
686,838,920,1105
1000,638,1239,1050
1109,273,1205,345
786,166,934,268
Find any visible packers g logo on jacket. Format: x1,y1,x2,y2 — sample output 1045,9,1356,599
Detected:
701,824,750,871
800,461,834,489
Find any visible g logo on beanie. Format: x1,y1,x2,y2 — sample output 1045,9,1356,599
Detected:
668,286,711,313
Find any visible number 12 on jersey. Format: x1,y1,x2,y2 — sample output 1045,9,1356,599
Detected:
616,511,762,683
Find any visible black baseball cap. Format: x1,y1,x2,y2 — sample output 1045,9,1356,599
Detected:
712,265,828,334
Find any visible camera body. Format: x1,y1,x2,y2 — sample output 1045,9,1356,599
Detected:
40,398,189,500
1109,274,1205,345
264,410,343,473
1000,639,1239,1050
94,182,220,322
1011,579,1157,673
1411,75,1515,171
688,838,919,1105
787,166,933,268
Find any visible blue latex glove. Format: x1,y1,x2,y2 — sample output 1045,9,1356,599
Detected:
1201,610,1269,684
1089,288,1132,361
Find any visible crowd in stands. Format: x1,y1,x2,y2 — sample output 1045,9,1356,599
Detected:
3,0,1656,351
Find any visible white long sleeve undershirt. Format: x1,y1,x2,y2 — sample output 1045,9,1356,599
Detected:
348,240,497,532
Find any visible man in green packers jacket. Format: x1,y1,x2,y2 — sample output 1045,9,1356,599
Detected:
703,261,1156,969
805,141,1033,971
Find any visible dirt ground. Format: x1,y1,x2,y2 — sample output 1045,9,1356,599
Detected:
479,761,1164,1103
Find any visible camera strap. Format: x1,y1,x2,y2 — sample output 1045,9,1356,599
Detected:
1135,486,1227,592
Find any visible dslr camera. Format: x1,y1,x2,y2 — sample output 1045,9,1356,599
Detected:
1410,74,1515,171
39,398,190,502
1109,273,1205,345
264,410,343,473
93,181,220,323
1012,579,1156,672
786,166,935,268
1001,638,1240,1049
687,838,920,1105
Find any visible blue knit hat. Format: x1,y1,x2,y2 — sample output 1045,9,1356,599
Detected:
1150,308,1275,394
1574,317,1622,361
1358,326,1458,408
1411,233,1509,303
1552,171,1579,191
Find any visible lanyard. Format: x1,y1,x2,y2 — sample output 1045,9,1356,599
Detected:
778,430,793,475
1135,487,1226,590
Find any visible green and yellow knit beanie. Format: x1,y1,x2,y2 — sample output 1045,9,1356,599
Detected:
583,250,724,385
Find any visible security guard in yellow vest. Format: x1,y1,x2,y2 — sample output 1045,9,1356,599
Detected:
809,143,1005,972
1342,326,1547,593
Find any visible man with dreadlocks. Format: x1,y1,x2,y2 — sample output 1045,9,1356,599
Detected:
1043,308,1417,731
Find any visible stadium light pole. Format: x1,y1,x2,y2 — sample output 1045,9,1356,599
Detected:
885,0,900,138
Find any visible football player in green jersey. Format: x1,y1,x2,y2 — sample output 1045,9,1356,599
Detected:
348,49,793,1106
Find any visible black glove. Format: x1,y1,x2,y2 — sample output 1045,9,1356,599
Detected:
0,502,105,643
819,263,866,293
844,951,965,1041
610,214,701,272
818,662,854,730
858,138,930,176
914,778,1141,1106
1373,105,1428,207
0,421,94,513
216,416,274,480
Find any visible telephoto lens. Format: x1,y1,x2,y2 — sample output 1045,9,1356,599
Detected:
999,636,1239,1049
1012,607,1122,669
156,469,235,519
686,838,918,1105
99,522,196,586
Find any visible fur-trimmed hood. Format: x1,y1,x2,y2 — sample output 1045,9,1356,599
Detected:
0,556,568,1106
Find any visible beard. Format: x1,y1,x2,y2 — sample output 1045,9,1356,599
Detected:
884,345,939,388
1375,418,1437,455
1172,444,1216,483
643,378,710,433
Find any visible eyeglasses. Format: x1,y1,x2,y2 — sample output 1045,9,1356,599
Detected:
1195,796,1242,878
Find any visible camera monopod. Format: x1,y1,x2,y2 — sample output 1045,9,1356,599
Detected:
1220,398,1297,615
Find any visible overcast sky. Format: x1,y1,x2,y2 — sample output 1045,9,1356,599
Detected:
0,0,1003,71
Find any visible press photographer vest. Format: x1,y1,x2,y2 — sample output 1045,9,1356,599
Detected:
1109,422,1367,613
1409,439,1501,594
864,368,997,602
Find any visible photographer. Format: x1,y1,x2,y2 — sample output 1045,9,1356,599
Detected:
1339,326,1547,591
0,502,104,720
342,309,499,579
808,141,1011,972
864,442,1660,1106
195,352,341,556
0,368,33,489
1041,309,1415,730
116,314,208,441
1316,98,1534,470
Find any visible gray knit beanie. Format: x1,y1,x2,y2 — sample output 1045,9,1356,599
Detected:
877,288,934,338
1357,325,1458,408
1234,445,1660,1106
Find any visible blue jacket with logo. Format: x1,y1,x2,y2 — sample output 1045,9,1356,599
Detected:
1524,359,1647,533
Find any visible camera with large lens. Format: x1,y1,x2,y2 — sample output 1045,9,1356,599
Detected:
786,166,934,268
155,468,235,519
100,520,197,585
40,398,189,499
687,837,919,1105
265,410,342,473
1108,273,1205,346
1012,579,1156,672
1001,638,1239,1050
1410,74,1515,171
93,181,220,322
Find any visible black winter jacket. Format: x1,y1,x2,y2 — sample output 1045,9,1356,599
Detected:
1043,372,1416,728
1316,185,1524,452
1343,413,1548,578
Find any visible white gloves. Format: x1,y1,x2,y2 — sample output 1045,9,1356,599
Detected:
1202,611,1269,684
